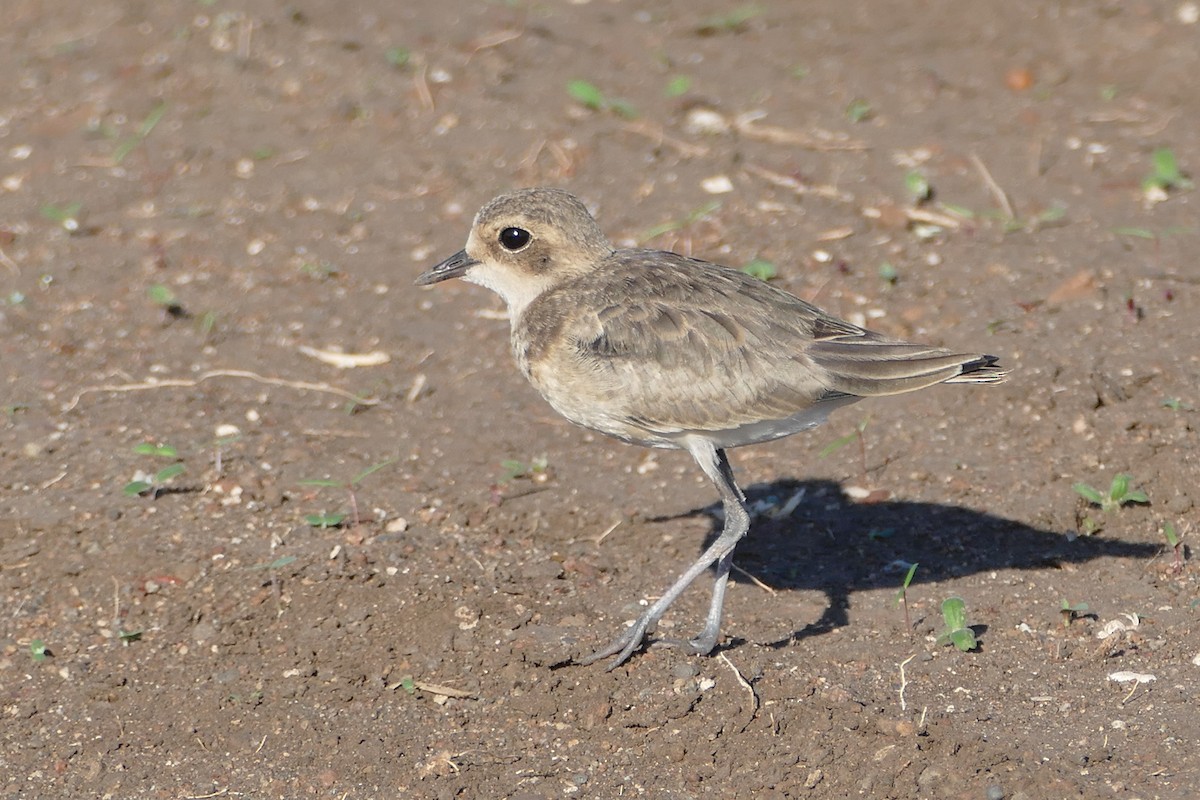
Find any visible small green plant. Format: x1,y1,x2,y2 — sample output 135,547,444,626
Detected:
566,80,637,119
936,596,978,652
741,258,777,281
30,639,49,662
1162,397,1194,411
696,4,762,34
385,46,410,69
904,171,932,203
1073,473,1149,514
878,262,898,284
299,259,339,280
300,458,396,528
892,562,919,632
41,202,83,233
148,284,187,318
1060,599,1090,627
304,511,346,528
113,102,167,164
665,75,692,97
999,204,1067,234
499,455,550,483
846,98,873,123
1142,148,1193,193
819,417,870,480
640,200,721,243
124,443,187,497
1163,522,1184,572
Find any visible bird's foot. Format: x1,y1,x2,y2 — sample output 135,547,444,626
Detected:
576,614,656,670
578,616,721,670
652,631,719,657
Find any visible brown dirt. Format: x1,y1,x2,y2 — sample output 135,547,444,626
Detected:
2,1,1198,798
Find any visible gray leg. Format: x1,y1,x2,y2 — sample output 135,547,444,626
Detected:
578,439,751,670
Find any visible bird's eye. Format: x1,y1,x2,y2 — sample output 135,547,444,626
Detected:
499,227,531,251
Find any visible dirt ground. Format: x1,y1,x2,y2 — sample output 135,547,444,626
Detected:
2,1,1198,798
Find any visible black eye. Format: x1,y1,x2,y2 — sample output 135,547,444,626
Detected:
499,227,531,251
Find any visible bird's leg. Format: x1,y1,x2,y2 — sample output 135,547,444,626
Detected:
578,443,751,670
665,448,749,656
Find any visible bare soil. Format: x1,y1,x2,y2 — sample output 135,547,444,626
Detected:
2,1,1198,798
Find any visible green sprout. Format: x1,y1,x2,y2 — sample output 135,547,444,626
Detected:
936,596,978,652
147,284,186,318
385,46,411,69
124,442,187,497
300,458,396,528
1073,473,1149,514
640,200,721,243
113,102,167,164
892,562,919,632
878,262,898,284
665,75,692,97
741,258,777,281
499,455,550,483
30,639,49,662
846,99,873,123
566,80,638,119
696,5,762,34
904,171,932,203
1162,397,1194,411
1163,522,1184,572
1142,148,1193,193
1059,599,1090,627
41,202,83,233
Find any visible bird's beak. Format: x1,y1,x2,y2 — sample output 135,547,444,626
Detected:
416,249,480,285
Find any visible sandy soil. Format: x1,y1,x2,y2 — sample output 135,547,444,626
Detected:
2,1,1198,797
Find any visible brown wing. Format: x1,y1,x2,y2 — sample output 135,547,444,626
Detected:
531,250,1005,437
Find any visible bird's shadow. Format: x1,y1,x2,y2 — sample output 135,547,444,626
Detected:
653,478,1159,649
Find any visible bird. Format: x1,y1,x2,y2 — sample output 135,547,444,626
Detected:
417,187,1007,669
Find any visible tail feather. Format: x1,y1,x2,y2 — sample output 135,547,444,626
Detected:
811,340,1008,397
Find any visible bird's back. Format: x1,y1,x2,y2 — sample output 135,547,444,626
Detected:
514,249,1004,449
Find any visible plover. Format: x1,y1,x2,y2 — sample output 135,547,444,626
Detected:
418,187,1007,669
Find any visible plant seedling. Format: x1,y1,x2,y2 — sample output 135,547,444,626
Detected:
696,5,762,35
499,455,550,483
1162,397,1194,411
124,443,187,497
1073,473,1149,514
1142,148,1193,193
846,98,873,123
1060,598,1090,627
385,46,410,69
304,511,347,528
640,200,721,243
1163,522,1184,572
300,458,395,528
29,639,50,662
741,258,777,281
566,80,637,119
892,562,919,633
936,596,978,652
148,284,187,319
819,416,870,481
665,75,692,97
112,102,167,164
904,170,932,203
41,202,83,233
